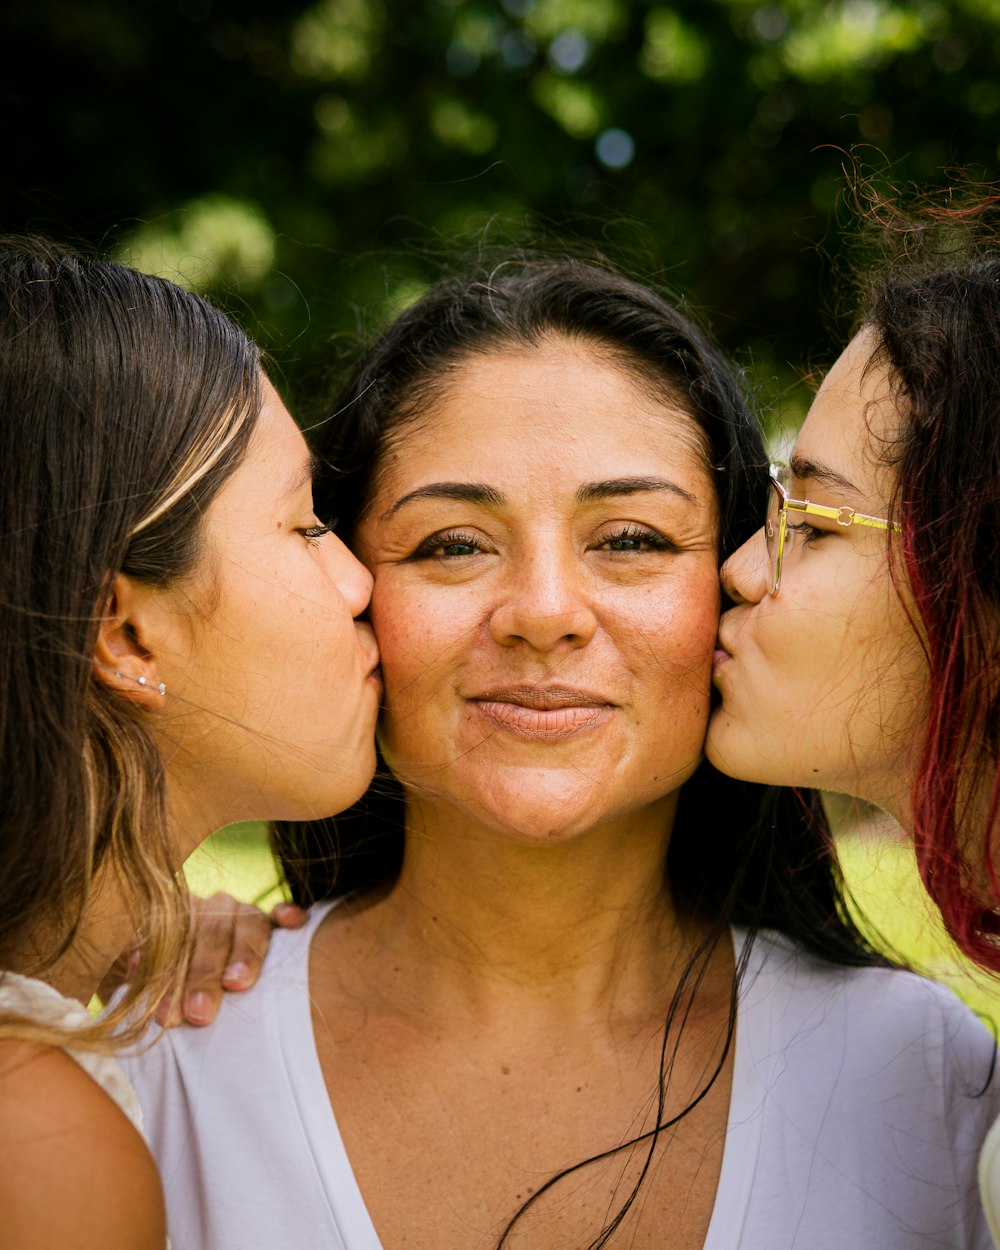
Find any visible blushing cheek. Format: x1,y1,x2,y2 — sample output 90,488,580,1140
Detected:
368,584,461,769
632,584,719,733
657,577,720,675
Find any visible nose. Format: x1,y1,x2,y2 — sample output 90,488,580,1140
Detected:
720,527,769,606
489,548,598,652
325,533,375,618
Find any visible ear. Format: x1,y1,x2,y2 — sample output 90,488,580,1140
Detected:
92,573,168,708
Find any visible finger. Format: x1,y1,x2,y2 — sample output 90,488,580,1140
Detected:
179,891,244,1026
270,900,308,930
219,904,279,992
155,995,183,1028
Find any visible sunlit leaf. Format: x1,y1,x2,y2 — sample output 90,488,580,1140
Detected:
119,196,274,291
780,0,928,80
290,0,385,81
531,72,604,137
640,8,710,82
431,98,499,153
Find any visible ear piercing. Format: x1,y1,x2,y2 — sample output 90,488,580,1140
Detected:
114,671,167,697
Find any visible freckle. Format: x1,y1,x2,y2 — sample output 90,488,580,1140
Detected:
576,1086,583,1093
501,1065,511,1075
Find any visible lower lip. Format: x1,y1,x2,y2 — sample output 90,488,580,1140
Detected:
473,700,613,741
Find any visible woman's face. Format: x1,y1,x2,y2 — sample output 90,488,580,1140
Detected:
152,377,382,833
354,335,721,844
706,329,928,812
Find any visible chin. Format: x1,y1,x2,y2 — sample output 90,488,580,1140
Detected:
704,716,771,785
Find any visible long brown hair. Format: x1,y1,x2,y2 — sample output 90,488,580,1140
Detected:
0,237,261,1045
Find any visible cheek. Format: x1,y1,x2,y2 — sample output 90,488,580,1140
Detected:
619,572,720,712
633,572,720,665
368,578,469,705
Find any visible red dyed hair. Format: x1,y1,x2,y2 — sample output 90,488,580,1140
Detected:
857,187,1000,969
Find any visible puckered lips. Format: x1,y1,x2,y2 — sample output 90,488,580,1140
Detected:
468,684,616,741
712,621,736,675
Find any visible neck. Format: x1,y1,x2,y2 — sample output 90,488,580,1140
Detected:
16,869,138,1006
12,787,212,1007
359,791,710,1020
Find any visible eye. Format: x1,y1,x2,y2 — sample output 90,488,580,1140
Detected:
411,529,489,560
596,524,675,554
299,522,333,547
785,520,826,545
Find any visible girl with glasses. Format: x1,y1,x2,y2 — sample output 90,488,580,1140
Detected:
706,186,1000,1236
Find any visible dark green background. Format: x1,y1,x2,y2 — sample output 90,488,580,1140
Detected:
5,0,999,430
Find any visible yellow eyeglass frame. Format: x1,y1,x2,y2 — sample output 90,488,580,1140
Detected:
765,466,900,595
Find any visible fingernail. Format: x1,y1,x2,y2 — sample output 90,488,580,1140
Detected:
184,991,212,1025
274,902,306,924
223,961,249,987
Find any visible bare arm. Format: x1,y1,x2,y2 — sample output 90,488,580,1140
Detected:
0,1040,165,1249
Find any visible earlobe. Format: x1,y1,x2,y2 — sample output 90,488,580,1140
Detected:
92,573,168,707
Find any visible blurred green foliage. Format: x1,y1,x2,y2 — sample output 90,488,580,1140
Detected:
4,0,1000,433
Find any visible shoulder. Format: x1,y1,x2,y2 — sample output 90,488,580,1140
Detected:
0,1039,165,1250
124,900,332,1084
744,931,996,1080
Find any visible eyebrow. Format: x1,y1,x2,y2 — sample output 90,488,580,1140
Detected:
279,455,319,502
788,454,859,495
575,476,697,505
381,482,507,520
382,475,697,521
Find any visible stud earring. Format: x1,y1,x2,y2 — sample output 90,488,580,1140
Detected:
113,671,167,697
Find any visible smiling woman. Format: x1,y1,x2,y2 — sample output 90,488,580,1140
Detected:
125,255,999,1250
356,338,720,844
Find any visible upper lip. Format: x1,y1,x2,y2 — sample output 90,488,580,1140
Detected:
715,617,739,657
355,628,380,676
470,684,613,709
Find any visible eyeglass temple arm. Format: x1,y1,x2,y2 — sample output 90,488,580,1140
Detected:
791,499,900,532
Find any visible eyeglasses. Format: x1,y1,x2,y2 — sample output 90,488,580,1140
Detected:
764,465,899,595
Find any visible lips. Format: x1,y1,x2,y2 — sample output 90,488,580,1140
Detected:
354,621,381,677
469,685,615,740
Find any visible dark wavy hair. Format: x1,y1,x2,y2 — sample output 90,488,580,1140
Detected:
274,253,881,1248
0,236,261,1046
850,190,1000,970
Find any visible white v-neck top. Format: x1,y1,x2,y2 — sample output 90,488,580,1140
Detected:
123,903,1000,1249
